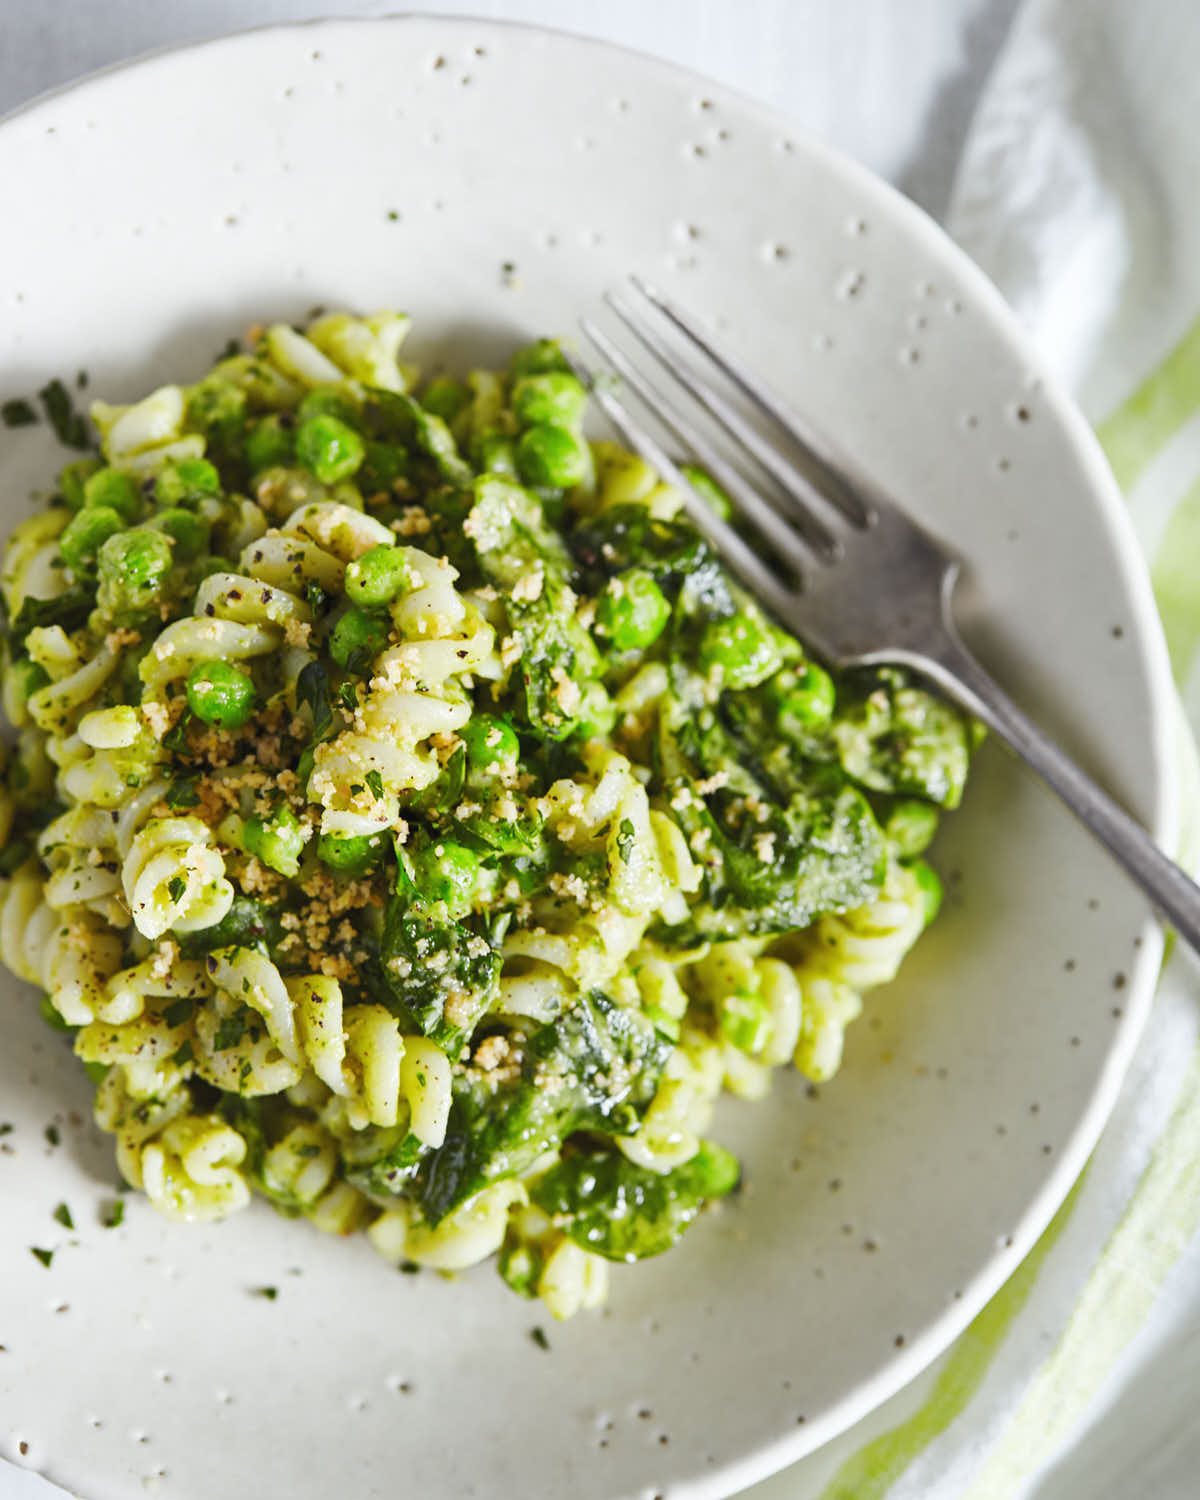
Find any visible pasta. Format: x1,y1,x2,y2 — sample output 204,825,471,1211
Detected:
0,310,975,1318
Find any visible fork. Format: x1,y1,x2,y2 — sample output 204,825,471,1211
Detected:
568,276,1200,956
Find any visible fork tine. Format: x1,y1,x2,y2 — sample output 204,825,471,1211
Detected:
563,345,796,621
580,316,822,571
629,275,872,527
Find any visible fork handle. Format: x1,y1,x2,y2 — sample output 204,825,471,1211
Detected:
918,631,1200,954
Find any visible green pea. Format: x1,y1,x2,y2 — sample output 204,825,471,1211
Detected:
244,414,295,473
412,839,479,910
420,376,470,422
777,661,836,731
595,568,670,652
98,526,173,591
185,660,257,729
911,858,943,926
515,424,590,489
510,338,571,379
296,414,366,483
698,612,781,690
57,457,103,510
679,463,734,521
297,386,360,428
459,714,519,771
885,800,940,859
82,467,141,521
512,372,588,429
186,380,247,444
149,507,211,559
244,803,306,878
477,432,517,477
155,458,221,508
316,831,385,876
329,606,390,670
59,505,125,572
345,544,414,608
359,440,409,496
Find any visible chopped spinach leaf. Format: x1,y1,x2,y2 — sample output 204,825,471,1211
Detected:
38,378,90,450
530,1141,739,1262
1,397,37,428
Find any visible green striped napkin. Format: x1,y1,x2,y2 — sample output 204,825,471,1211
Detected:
746,1,1200,1495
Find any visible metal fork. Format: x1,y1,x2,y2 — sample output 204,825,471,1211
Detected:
569,275,1200,956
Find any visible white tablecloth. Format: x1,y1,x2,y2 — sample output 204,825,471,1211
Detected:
13,5,1158,1499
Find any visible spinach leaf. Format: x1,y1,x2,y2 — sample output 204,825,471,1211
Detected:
345,1130,426,1202
467,475,606,741
530,1141,740,1262
826,666,974,809
420,990,670,1224
8,585,95,644
654,693,886,943
177,896,283,959
365,389,473,487
372,893,500,1059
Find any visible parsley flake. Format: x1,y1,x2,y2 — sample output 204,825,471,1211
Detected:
164,997,194,1028
37,378,90,450
167,875,187,904
52,1203,73,1230
101,1200,125,1229
31,1247,54,1268
365,769,384,800
1,397,37,428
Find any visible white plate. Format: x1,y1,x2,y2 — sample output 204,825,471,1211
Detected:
0,17,1176,1500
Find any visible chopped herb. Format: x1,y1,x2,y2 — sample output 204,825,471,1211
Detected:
398,1260,421,1275
297,659,333,739
167,875,186,903
165,774,202,810
101,1199,125,1229
31,1247,54,1269
1,397,37,428
365,769,384,800
164,996,195,1028
37,378,90,450
387,210,400,222
213,1009,248,1052
162,713,194,757
171,1040,195,1067
338,681,359,713
254,1285,278,1300
349,783,364,797
0,1122,13,1136
44,1124,60,1147
294,1143,321,1159
238,1057,254,1087
304,582,330,614
52,1202,73,1230
616,816,636,865
530,1326,550,1351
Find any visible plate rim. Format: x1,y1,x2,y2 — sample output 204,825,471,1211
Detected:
0,14,1181,1498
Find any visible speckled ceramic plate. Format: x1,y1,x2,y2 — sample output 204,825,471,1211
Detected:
0,17,1177,1500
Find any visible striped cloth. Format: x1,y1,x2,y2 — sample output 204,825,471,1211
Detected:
748,1,1200,1496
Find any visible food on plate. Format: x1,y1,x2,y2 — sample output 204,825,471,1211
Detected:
0,310,974,1318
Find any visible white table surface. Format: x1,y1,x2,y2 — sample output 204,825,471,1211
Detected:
0,2,1021,1496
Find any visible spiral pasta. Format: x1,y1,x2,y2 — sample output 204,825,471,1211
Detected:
0,309,970,1319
